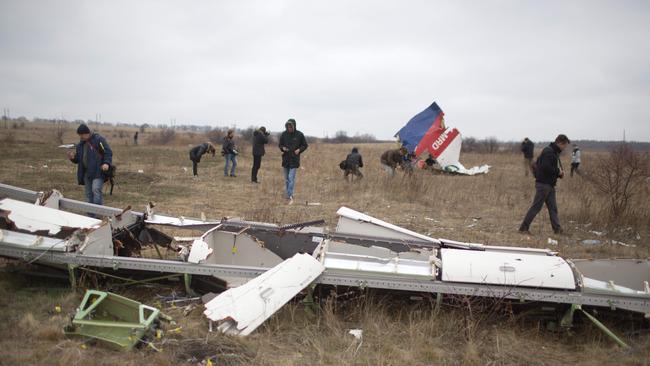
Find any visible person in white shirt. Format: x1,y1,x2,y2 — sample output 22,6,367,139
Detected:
570,145,581,177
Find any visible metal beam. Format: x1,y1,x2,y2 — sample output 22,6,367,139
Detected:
0,244,647,315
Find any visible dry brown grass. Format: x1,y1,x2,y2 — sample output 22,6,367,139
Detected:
0,123,649,365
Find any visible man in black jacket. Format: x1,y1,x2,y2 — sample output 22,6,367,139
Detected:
344,147,364,182
521,137,534,176
278,119,308,203
189,142,215,177
519,134,570,234
251,126,270,183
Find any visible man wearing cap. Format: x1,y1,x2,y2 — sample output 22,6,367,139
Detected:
251,126,270,183
278,119,308,204
67,124,113,205
519,134,570,235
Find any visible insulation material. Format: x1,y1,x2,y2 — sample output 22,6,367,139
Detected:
320,240,437,277
203,253,325,336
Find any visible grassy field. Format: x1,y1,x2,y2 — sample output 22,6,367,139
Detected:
0,123,648,365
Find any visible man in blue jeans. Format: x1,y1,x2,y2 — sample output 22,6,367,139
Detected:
222,129,238,177
67,124,113,206
279,119,308,204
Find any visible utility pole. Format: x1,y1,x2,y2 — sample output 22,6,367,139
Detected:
623,129,626,142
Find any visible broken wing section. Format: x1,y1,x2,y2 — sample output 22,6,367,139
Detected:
203,253,324,336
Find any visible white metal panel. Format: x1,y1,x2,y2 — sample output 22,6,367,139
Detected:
203,253,324,336
321,241,436,277
336,207,439,243
0,198,102,235
0,229,67,251
441,248,575,289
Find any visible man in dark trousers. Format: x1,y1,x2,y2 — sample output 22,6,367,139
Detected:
67,123,113,205
133,131,139,146
279,119,308,204
251,126,270,183
521,137,534,176
189,142,215,177
519,134,570,235
343,147,364,182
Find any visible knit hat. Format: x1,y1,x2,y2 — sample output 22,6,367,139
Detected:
76,124,90,134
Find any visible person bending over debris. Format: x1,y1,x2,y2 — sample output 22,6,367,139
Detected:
279,119,308,204
189,142,216,177
380,147,407,177
222,129,238,177
570,144,581,177
519,134,570,235
251,126,270,183
521,137,535,176
67,123,113,205
342,147,364,182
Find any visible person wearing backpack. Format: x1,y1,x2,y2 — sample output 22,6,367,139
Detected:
341,147,364,182
519,134,570,235
520,137,535,176
67,123,113,205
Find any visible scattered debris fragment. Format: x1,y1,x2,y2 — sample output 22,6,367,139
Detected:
203,253,325,336
64,290,165,350
547,238,558,246
581,239,602,246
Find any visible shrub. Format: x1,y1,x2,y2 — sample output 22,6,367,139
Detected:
148,128,176,145
585,144,649,223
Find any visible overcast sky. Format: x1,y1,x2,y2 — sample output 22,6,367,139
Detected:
1,1,649,141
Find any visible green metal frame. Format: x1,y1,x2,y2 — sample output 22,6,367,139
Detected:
561,304,630,349
64,290,161,350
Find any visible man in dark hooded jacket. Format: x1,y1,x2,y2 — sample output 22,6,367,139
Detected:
519,134,570,234
278,119,308,203
251,126,269,183
67,124,113,205
344,147,364,181
189,142,216,176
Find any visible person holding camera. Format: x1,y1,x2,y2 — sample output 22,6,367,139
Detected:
251,126,269,183
67,123,113,206
222,129,238,177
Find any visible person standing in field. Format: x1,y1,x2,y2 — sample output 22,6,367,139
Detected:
67,123,113,205
343,147,364,182
222,129,238,177
380,147,407,177
251,126,270,183
519,134,570,235
279,119,308,204
521,137,534,176
189,142,216,177
133,131,139,146
570,144,581,177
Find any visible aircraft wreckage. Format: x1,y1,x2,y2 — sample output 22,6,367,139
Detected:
0,182,648,347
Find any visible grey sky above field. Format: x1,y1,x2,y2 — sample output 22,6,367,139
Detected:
1,1,649,142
